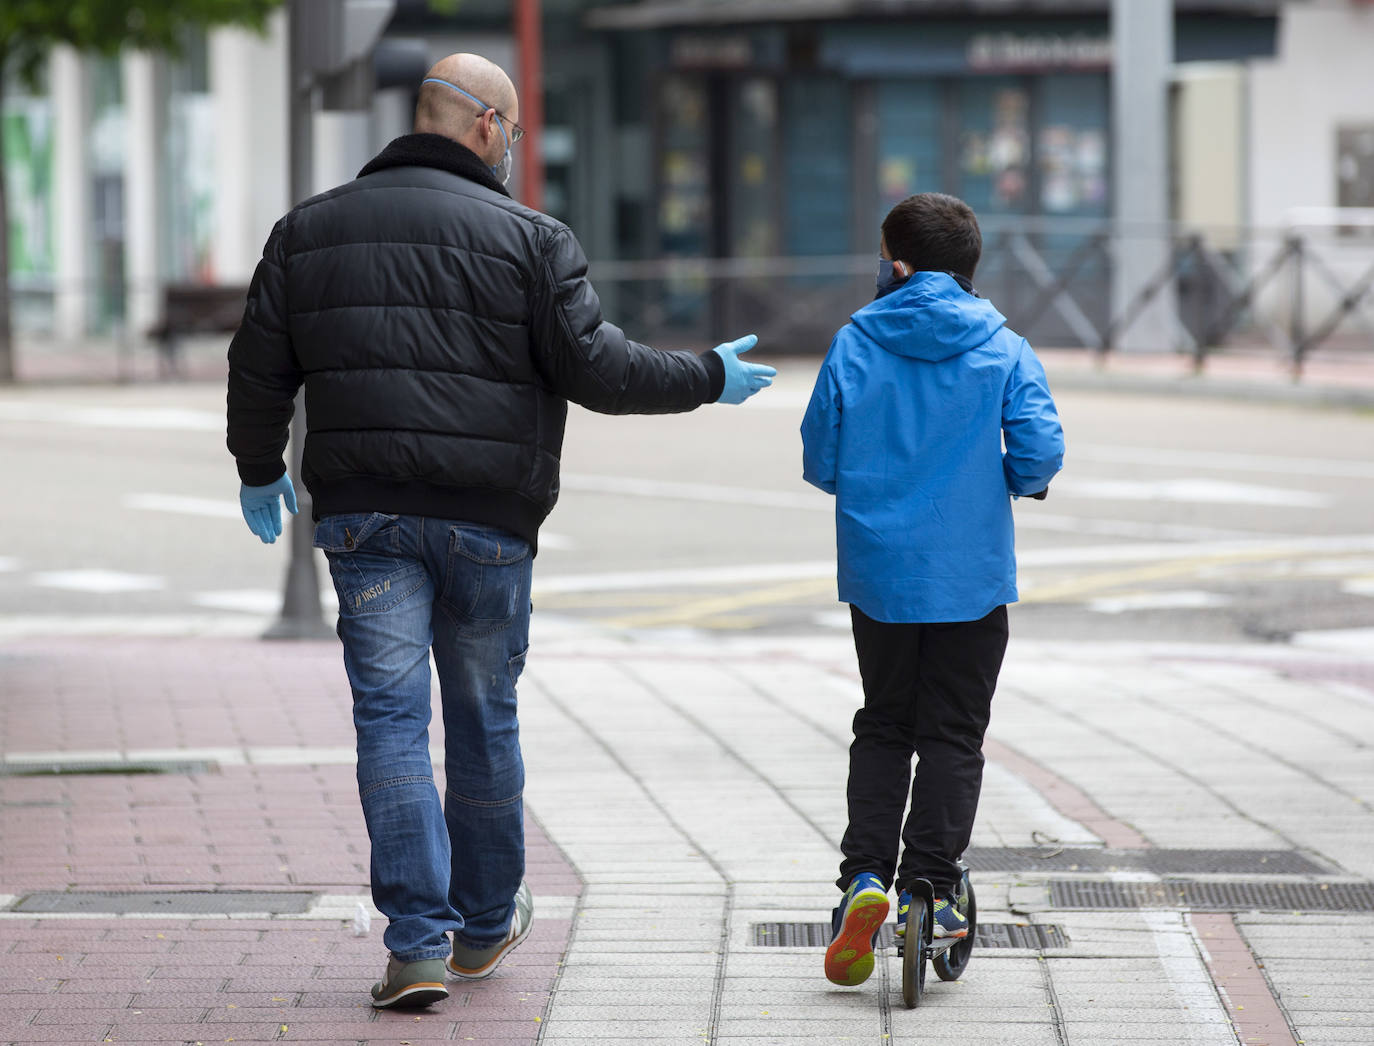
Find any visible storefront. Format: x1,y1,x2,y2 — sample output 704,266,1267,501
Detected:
589,4,1278,346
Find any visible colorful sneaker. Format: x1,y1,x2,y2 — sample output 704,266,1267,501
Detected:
447,881,534,981
932,894,969,939
824,872,889,986
895,889,912,943
370,956,449,1009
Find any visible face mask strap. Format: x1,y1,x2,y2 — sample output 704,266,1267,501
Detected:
421,76,511,181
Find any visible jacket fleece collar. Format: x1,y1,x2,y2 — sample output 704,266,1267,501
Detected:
357,133,510,198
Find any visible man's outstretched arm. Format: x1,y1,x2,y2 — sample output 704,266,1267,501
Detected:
529,226,774,413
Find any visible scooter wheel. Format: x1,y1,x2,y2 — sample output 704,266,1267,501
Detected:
933,872,976,983
901,896,927,1008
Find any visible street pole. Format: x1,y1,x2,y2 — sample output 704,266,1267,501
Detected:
514,0,544,212
1111,0,1177,353
265,0,333,640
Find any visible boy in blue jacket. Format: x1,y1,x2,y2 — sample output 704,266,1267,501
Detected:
801,192,1063,987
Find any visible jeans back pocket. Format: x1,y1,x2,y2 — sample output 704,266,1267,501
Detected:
315,513,423,616
441,525,532,635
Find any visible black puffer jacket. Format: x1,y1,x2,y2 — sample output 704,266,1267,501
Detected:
227,133,724,548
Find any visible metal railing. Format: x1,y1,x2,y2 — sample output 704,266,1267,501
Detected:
586,215,1374,374
9,214,1374,380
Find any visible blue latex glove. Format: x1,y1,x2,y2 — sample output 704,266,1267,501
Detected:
712,334,776,405
239,473,298,544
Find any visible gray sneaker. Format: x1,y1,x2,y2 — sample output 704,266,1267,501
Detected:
447,881,534,980
370,955,449,1009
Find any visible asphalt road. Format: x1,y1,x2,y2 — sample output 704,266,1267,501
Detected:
2,360,1372,648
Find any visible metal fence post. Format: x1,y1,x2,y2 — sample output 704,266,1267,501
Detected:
1288,233,1306,380
264,394,333,640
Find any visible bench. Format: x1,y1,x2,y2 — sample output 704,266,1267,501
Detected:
147,283,249,375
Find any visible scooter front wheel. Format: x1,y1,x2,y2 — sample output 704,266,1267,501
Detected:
901,896,928,1008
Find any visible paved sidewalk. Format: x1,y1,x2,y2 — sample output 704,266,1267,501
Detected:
3,623,1374,1045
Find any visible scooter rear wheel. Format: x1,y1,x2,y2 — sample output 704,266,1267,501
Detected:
933,871,976,982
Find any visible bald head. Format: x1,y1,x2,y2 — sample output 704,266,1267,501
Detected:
415,53,517,142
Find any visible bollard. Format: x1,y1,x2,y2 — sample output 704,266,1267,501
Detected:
264,393,333,640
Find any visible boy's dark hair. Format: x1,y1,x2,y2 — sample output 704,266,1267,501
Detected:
881,192,982,279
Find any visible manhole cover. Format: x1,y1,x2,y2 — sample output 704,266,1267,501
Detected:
751,922,1067,950
1048,879,1374,912
965,847,1328,875
11,891,315,915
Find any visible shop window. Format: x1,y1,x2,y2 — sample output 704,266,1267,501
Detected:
957,78,1030,215
1037,74,1108,217
729,77,779,258
658,75,710,258
783,77,852,255
874,80,942,230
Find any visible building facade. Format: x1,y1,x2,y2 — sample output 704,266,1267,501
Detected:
3,0,1372,353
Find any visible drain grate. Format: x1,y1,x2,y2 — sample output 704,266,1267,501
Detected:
965,847,1328,875
10,891,315,915
0,760,215,777
751,922,1067,950
1049,879,1374,912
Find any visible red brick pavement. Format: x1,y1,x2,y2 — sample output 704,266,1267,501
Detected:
0,638,583,1046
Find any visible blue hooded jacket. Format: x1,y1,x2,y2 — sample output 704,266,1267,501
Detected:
801,271,1064,623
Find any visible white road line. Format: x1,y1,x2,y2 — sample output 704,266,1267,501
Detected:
1075,443,1374,481
192,589,340,615
562,472,829,511
533,560,836,596
1053,477,1330,508
562,472,1279,541
0,402,221,431
1016,512,1258,542
30,569,165,594
1290,627,1374,653
1019,532,1374,567
1087,590,1233,615
125,493,578,550
125,493,241,518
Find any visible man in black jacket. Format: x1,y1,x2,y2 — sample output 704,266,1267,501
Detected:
226,53,773,1009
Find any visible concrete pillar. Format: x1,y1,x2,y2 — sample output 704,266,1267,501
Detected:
209,9,289,283
50,46,90,341
312,112,372,195
121,50,164,339
1111,0,1177,351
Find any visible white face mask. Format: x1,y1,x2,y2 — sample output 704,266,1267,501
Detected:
490,119,513,186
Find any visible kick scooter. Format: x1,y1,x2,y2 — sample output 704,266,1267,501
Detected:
896,863,976,1009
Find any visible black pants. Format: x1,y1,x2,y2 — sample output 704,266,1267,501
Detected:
837,604,1008,897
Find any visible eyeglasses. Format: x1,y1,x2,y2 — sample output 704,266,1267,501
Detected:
494,111,526,145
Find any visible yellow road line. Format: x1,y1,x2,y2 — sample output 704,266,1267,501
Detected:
1019,543,1348,604
599,577,836,629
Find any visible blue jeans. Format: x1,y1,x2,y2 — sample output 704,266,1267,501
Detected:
314,513,532,962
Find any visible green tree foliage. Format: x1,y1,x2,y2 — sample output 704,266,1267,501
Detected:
0,0,283,381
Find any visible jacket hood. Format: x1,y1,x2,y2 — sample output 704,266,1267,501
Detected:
851,271,1006,362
